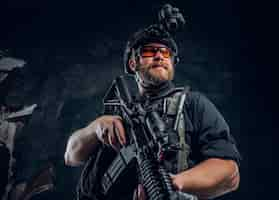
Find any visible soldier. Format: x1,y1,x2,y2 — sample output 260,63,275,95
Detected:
0,54,25,200
0,55,37,200
65,5,241,200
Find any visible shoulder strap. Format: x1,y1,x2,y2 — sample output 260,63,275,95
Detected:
164,86,191,172
176,86,191,172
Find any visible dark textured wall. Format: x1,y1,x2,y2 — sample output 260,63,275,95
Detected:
1,0,276,200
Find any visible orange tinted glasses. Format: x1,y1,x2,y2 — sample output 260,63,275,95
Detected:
139,46,172,58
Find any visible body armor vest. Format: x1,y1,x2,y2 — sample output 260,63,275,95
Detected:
77,82,193,200
142,86,191,174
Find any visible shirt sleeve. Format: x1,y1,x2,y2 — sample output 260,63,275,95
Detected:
190,92,241,166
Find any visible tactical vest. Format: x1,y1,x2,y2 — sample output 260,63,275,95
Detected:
77,86,193,200
144,86,191,174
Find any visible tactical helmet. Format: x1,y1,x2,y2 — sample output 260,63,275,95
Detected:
123,24,179,74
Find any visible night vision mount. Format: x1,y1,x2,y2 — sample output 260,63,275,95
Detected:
158,4,186,35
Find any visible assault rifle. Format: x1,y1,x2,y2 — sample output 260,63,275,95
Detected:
100,75,196,200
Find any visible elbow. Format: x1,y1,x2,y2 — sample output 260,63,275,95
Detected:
64,152,84,167
64,151,74,166
64,150,75,166
198,170,240,200
203,159,240,199
228,167,240,192
64,136,84,167
225,160,240,192
209,159,240,192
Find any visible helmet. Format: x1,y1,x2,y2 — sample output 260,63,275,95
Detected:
123,24,179,74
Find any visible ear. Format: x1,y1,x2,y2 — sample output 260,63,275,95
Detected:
128,58,137,72
174,56,179,65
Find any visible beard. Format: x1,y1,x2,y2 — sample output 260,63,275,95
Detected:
136,62,174,86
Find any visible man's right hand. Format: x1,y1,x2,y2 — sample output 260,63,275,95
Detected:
94,115,127,151
64,115,126,166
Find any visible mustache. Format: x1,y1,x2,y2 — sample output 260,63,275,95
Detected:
149,63,169,70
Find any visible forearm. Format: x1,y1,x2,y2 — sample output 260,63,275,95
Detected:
64,123,100,166
64,115,126,166
172,158,240,199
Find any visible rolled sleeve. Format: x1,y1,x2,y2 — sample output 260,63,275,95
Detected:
192,93,241,166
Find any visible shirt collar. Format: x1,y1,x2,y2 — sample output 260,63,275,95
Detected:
141,81,176,101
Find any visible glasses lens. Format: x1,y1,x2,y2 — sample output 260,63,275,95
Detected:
160,48,171,58
140,47,156,57
140,46,172,58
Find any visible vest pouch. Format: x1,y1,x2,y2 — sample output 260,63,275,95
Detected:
77,145,138,200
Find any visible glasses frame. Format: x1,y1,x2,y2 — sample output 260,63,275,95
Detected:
136,45,173,59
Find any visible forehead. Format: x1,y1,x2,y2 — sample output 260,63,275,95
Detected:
142,43,168,48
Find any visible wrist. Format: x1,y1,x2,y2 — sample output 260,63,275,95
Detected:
171,174,184,191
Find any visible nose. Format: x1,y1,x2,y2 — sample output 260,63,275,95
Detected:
153,50,164,60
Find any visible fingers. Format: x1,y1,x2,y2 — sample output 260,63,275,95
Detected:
137,184,146,200
108,123,121,151
109,119,127,151
95,122,107,144
95,116,126,151
113,118,127,145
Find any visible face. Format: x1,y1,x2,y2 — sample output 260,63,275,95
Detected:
129,43,175,85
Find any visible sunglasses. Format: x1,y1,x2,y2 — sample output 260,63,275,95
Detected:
138,46,173,59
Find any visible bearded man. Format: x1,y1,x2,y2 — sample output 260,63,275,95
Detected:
64,24,241,200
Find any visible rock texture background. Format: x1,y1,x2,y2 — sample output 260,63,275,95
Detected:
0,0,276,200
